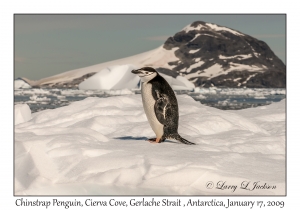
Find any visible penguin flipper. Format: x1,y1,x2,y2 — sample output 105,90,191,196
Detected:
154,96,169,125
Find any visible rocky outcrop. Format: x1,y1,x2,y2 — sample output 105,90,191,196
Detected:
162,21,286,88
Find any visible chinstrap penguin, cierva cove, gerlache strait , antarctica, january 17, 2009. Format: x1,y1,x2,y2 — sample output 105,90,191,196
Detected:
131,67,195,145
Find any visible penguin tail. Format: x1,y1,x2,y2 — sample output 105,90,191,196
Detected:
166,133,196,145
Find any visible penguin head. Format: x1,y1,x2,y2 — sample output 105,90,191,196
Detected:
131,67,158,82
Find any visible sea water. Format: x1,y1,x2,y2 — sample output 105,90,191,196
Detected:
14,88,286,113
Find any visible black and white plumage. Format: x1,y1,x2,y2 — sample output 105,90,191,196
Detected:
131,67,195,145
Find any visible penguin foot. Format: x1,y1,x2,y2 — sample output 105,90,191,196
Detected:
147,137,166,143
147,138,156,142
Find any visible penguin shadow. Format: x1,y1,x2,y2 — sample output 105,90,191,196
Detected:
114,136,147,141
114,136,177,143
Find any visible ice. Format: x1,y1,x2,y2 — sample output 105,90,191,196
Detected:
78,64,194,91
19,89,50,95
193,87,285,98
14,79,31,89
15,94,285,195
79,64,140,90
160,74,195,90
175,76,195,90
15,104,31,125
30,95,51,102
194,87,216,94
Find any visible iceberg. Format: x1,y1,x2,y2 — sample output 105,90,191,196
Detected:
78,64,195,90
79,64,140,90
14,79,31,89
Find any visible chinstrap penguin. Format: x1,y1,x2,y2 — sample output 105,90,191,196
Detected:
131,67,195,145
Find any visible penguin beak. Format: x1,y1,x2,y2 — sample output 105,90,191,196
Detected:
131,69,141,74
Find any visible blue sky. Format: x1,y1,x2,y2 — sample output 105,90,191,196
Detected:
15,14,286,80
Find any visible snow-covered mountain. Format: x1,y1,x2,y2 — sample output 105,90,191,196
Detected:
23,21,286,88
163,21,285,88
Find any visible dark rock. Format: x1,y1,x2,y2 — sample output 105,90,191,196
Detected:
156,67,179,78
162,21,286,88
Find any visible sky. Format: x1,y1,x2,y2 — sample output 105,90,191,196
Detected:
14,14,286,81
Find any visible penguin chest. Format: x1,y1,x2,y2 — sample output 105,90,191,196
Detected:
141,82,164,138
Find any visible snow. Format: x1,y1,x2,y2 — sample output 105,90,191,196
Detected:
181,24,225,39
229,63,263,72
63,89,135,96
206,23,245,36
190,34,200,41
189,49,200,54
203,34,218,38
195,58,201,62
254,52,260,57
175,76,195,90
14,79,31,89
219,54,252,60
198,63,224,78
242,74,257,84
15,104,31,125
15,94,285,195
246,42,261,58
184,60,205,73
184,71,200,80
184,62,264,80
182,24,203,33
160,74,194,91
191,33,218,42
77,64,194,91
79,65,140,90
233,77,242,82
